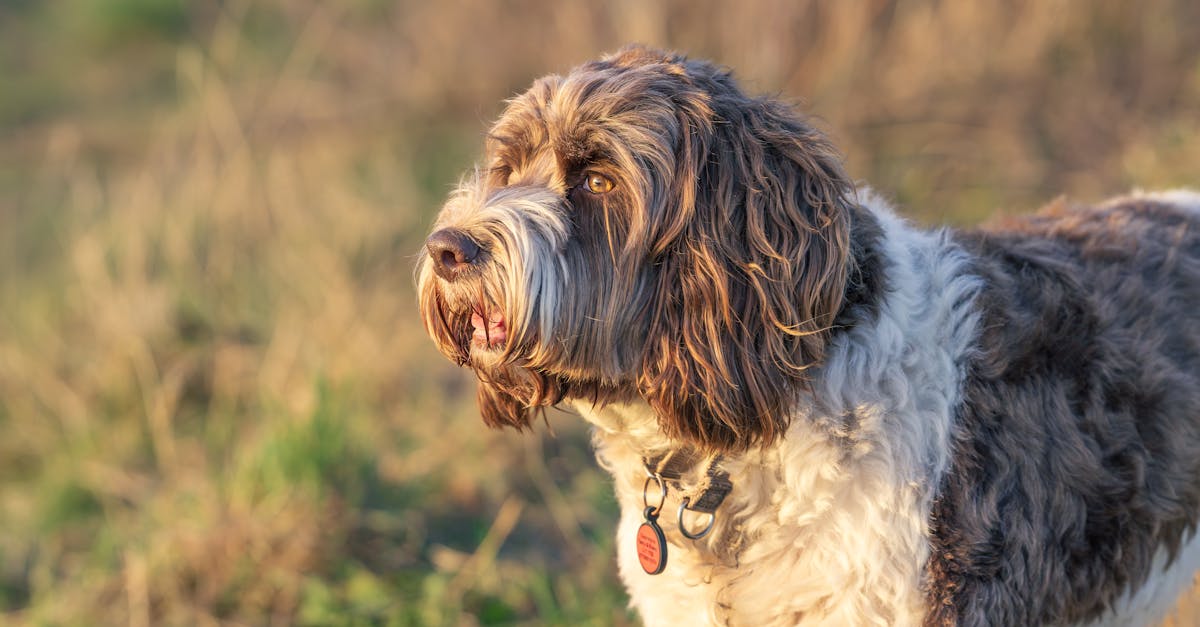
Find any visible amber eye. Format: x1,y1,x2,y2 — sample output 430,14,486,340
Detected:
584,171,614,194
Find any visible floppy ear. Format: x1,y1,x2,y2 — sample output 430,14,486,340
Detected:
637,73,854,452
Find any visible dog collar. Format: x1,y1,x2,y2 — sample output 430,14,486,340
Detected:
643,448,733,515
636,448,733,575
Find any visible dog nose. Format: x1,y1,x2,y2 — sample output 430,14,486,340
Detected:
426,228,481,280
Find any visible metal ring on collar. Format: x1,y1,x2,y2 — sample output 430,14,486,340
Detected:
677,497,716,540
643,473,667,517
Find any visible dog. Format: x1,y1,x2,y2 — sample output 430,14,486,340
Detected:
416,45,1200,626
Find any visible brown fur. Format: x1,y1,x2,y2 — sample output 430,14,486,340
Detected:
418,45,862,452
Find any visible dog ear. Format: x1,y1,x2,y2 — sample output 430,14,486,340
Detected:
638,72,854,452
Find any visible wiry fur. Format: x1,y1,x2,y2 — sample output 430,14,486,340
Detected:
418,46,857,450
573,195,982,625
417,46,1200,625
926,195,1200,626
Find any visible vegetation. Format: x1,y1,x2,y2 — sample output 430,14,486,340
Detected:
1,1,1198,624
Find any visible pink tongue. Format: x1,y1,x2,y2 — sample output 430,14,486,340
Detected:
471,311,507,346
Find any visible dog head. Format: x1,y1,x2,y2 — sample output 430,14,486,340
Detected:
417,45,859,452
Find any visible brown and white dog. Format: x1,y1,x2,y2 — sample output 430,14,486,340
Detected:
416,45,1200,626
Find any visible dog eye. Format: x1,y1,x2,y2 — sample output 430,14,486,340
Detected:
584,172,614,194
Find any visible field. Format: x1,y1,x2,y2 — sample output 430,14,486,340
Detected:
2,1,1200,625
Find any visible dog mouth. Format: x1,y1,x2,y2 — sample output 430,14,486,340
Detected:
471,306,508,349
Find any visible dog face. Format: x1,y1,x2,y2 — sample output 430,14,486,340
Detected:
417,46,857,452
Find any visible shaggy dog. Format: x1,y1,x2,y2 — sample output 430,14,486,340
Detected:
417,45,1200,626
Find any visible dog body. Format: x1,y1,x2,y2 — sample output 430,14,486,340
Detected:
418,46,1200,625
575,191,1200,627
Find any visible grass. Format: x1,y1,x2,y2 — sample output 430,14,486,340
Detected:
1,0,1199,625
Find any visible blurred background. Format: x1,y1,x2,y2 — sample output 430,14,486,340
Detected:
1,1,1199,625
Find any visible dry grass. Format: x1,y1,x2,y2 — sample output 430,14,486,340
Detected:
1,0,1199,624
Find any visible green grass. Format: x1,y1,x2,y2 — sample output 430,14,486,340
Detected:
2,0,1200,625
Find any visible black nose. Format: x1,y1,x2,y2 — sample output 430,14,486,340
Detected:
426,228,481,280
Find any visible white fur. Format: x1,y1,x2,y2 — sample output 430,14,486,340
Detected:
1128,189,1200,212
573,193,982,625
425,177,578,370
